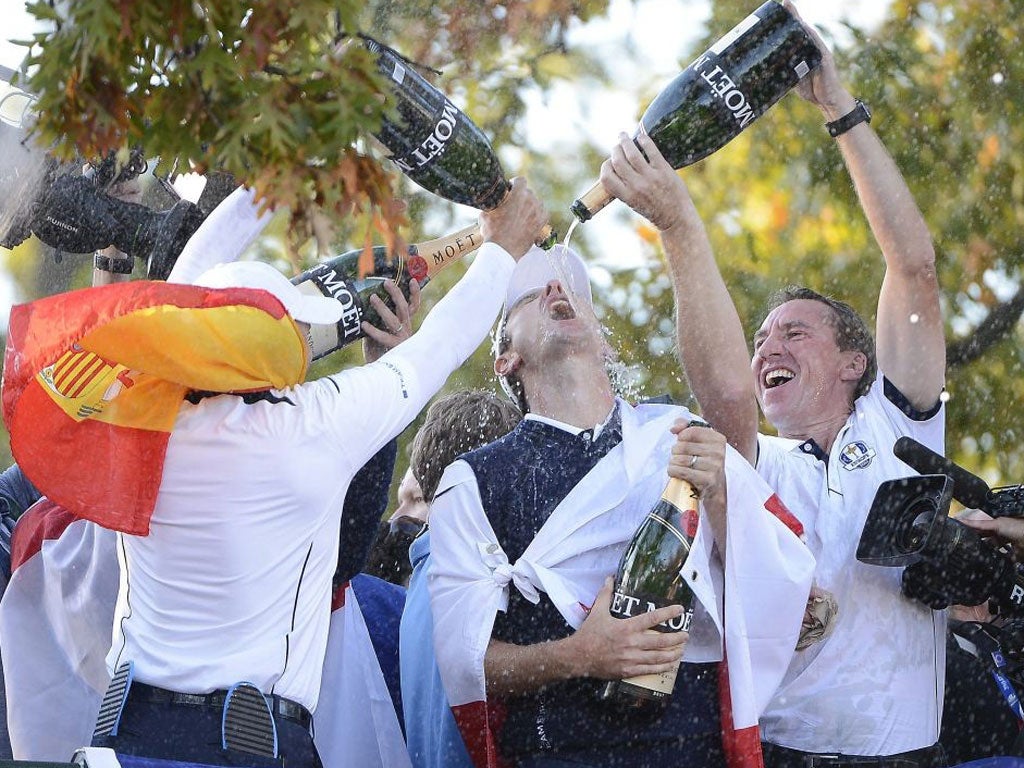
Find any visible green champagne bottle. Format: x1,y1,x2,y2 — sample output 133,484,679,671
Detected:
602,475,700,705
362,36,553,247
572,0,821,222
291,223,482,360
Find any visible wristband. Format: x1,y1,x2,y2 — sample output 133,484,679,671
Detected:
826,100,872,138
94,253,135,274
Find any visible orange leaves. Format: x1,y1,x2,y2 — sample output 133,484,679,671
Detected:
978,133,1001,172
635,222,658,245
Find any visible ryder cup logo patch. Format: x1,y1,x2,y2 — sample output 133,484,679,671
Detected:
839,440,876,470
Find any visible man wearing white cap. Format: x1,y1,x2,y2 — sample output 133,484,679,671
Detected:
427,244,815,767
86,178,547,767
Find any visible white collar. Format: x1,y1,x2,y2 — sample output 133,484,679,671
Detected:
524,404,616,440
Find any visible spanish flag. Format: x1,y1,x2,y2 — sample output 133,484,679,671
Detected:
2,280,308,535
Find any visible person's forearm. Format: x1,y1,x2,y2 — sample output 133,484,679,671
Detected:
663,213,758,463
168,186,274,284
836,123,936,277
837,120,945,405
379,242,514,405
484,636,581,698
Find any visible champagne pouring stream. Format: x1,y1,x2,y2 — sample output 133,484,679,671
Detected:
549,219,582,315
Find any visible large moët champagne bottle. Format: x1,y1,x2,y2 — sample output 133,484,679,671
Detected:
292,223,482,360
602,476,700,705
362,36,553,247
572,0,821,222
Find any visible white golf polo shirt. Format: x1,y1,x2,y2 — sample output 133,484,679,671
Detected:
757,372,946,756
105,242,515,713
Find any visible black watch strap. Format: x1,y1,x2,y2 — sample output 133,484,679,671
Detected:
826,100,872,138
94,252,135,274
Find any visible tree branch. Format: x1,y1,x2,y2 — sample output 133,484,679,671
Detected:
947,284,1024,368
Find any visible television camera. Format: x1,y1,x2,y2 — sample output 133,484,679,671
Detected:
857,436,1024,615
0,71,204,279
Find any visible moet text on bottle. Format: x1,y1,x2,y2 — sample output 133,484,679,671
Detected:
313,270,365,340
393,100,461,171
610,590,692,633
691,54,756,130
429,229,481,267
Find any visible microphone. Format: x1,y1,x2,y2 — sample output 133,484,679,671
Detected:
893,436,993,512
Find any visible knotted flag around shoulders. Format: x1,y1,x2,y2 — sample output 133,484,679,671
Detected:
2,280,309,535
428,401,815,768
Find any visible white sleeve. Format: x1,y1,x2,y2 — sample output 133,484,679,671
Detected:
168,186,275,284
427,460,507,708
311,242,515,464
380,241,515,391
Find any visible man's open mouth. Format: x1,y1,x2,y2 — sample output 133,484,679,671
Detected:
549,298,577,320
764,367,795,389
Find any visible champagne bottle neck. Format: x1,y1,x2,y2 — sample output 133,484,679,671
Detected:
661,477,699,513
410,223,484,284
571,179,614,223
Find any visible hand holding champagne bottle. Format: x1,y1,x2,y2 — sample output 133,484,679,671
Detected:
572,0,821,223
362,36,555,247
779,0,861,125
602,420,727,706
292,223,484,360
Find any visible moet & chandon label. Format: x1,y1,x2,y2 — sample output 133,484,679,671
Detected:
393,100,461,171
312,269,366,340
610,590,693,633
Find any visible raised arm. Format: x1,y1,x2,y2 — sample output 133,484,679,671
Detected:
321,179,547,459
785,0,944,407
167,185,273,285
601,132,758,462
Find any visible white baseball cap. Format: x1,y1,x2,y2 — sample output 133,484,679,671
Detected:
504,244,592,313
194,261,345,325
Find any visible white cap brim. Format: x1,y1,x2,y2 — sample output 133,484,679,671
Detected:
504,244,592,312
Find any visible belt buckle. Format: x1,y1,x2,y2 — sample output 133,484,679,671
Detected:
807,756,843,768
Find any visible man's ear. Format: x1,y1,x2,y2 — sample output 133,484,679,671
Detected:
494,350,521,378
840,351,867,382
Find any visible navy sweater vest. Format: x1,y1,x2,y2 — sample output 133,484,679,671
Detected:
460,411,724,767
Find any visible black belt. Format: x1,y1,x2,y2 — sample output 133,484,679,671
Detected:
127,681,313,731
761,742,946,768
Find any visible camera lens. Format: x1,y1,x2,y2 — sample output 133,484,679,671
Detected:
894,500,939,552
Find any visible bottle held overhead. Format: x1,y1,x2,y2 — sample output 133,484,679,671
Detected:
571,0,821,223
362,36,554,248
292,223,482,360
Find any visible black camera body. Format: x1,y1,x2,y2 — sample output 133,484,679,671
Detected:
857,438,1024,614
1,117,203,279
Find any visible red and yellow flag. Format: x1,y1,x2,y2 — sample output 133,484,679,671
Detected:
2,280,308,535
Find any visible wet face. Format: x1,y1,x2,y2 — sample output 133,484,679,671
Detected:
498,279,603,371
751,299,866,435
